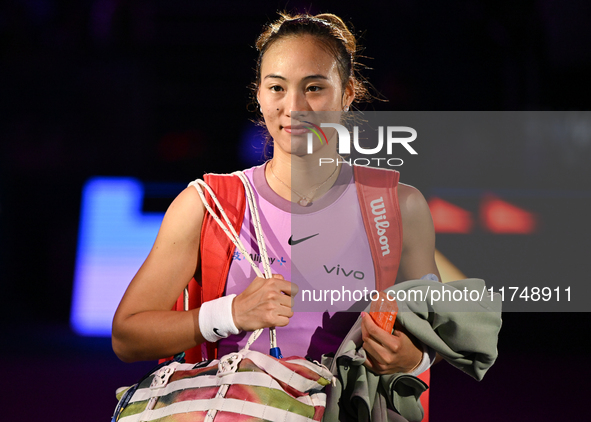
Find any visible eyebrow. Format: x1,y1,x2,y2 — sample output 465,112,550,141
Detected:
263,74,329,81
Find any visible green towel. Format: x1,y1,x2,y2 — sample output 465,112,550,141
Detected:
322,278,502,422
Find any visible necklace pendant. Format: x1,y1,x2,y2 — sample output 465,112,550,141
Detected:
298,197,310,206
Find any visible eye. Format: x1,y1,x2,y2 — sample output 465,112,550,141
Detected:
270,85,284,92
307,85,323,92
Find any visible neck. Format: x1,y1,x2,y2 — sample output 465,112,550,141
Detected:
265,151,341,205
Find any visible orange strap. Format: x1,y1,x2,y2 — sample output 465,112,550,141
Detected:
354,165,430,422
353,166,403,291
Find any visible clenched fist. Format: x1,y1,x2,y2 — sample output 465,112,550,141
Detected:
232,274,298,332
361,312,423,375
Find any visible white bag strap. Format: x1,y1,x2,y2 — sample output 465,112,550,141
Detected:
188,171,277,350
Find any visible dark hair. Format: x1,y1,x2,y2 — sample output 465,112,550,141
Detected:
253,12,371,103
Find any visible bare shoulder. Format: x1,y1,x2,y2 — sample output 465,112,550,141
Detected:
157,184,206,242
397,182,432,226
164,184,205,222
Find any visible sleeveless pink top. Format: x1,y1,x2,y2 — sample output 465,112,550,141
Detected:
218,162,377,360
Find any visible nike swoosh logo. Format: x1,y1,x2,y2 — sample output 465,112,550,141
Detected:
288,233,319,245
213,328,221,336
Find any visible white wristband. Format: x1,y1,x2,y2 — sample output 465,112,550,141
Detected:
199,294,241,343
409,344,436,377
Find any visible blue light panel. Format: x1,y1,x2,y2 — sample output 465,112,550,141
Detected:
70,178,164,336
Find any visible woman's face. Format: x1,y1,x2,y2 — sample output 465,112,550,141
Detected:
257,34,354,157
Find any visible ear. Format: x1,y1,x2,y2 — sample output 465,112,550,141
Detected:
343,78,355,109
256,87,261,105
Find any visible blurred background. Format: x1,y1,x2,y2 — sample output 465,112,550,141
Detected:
1,0,590,420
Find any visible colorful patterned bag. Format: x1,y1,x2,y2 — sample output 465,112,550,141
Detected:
112,172,333,421
112,330,333,421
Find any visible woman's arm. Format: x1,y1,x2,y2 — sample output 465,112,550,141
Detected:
111,185,297,363
362,182,440,374
112,186,206,362
397,183,441,283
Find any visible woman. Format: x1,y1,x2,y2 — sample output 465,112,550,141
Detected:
112,12,440,378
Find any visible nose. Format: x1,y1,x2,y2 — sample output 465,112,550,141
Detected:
286,90,309,117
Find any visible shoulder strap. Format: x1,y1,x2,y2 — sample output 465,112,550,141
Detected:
354,165,430,422
169,173,246,363
200,173,247,303
200,173,246,360
353,165,403,291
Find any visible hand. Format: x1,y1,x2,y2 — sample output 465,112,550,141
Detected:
232,274,298,332
361,312,423,375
